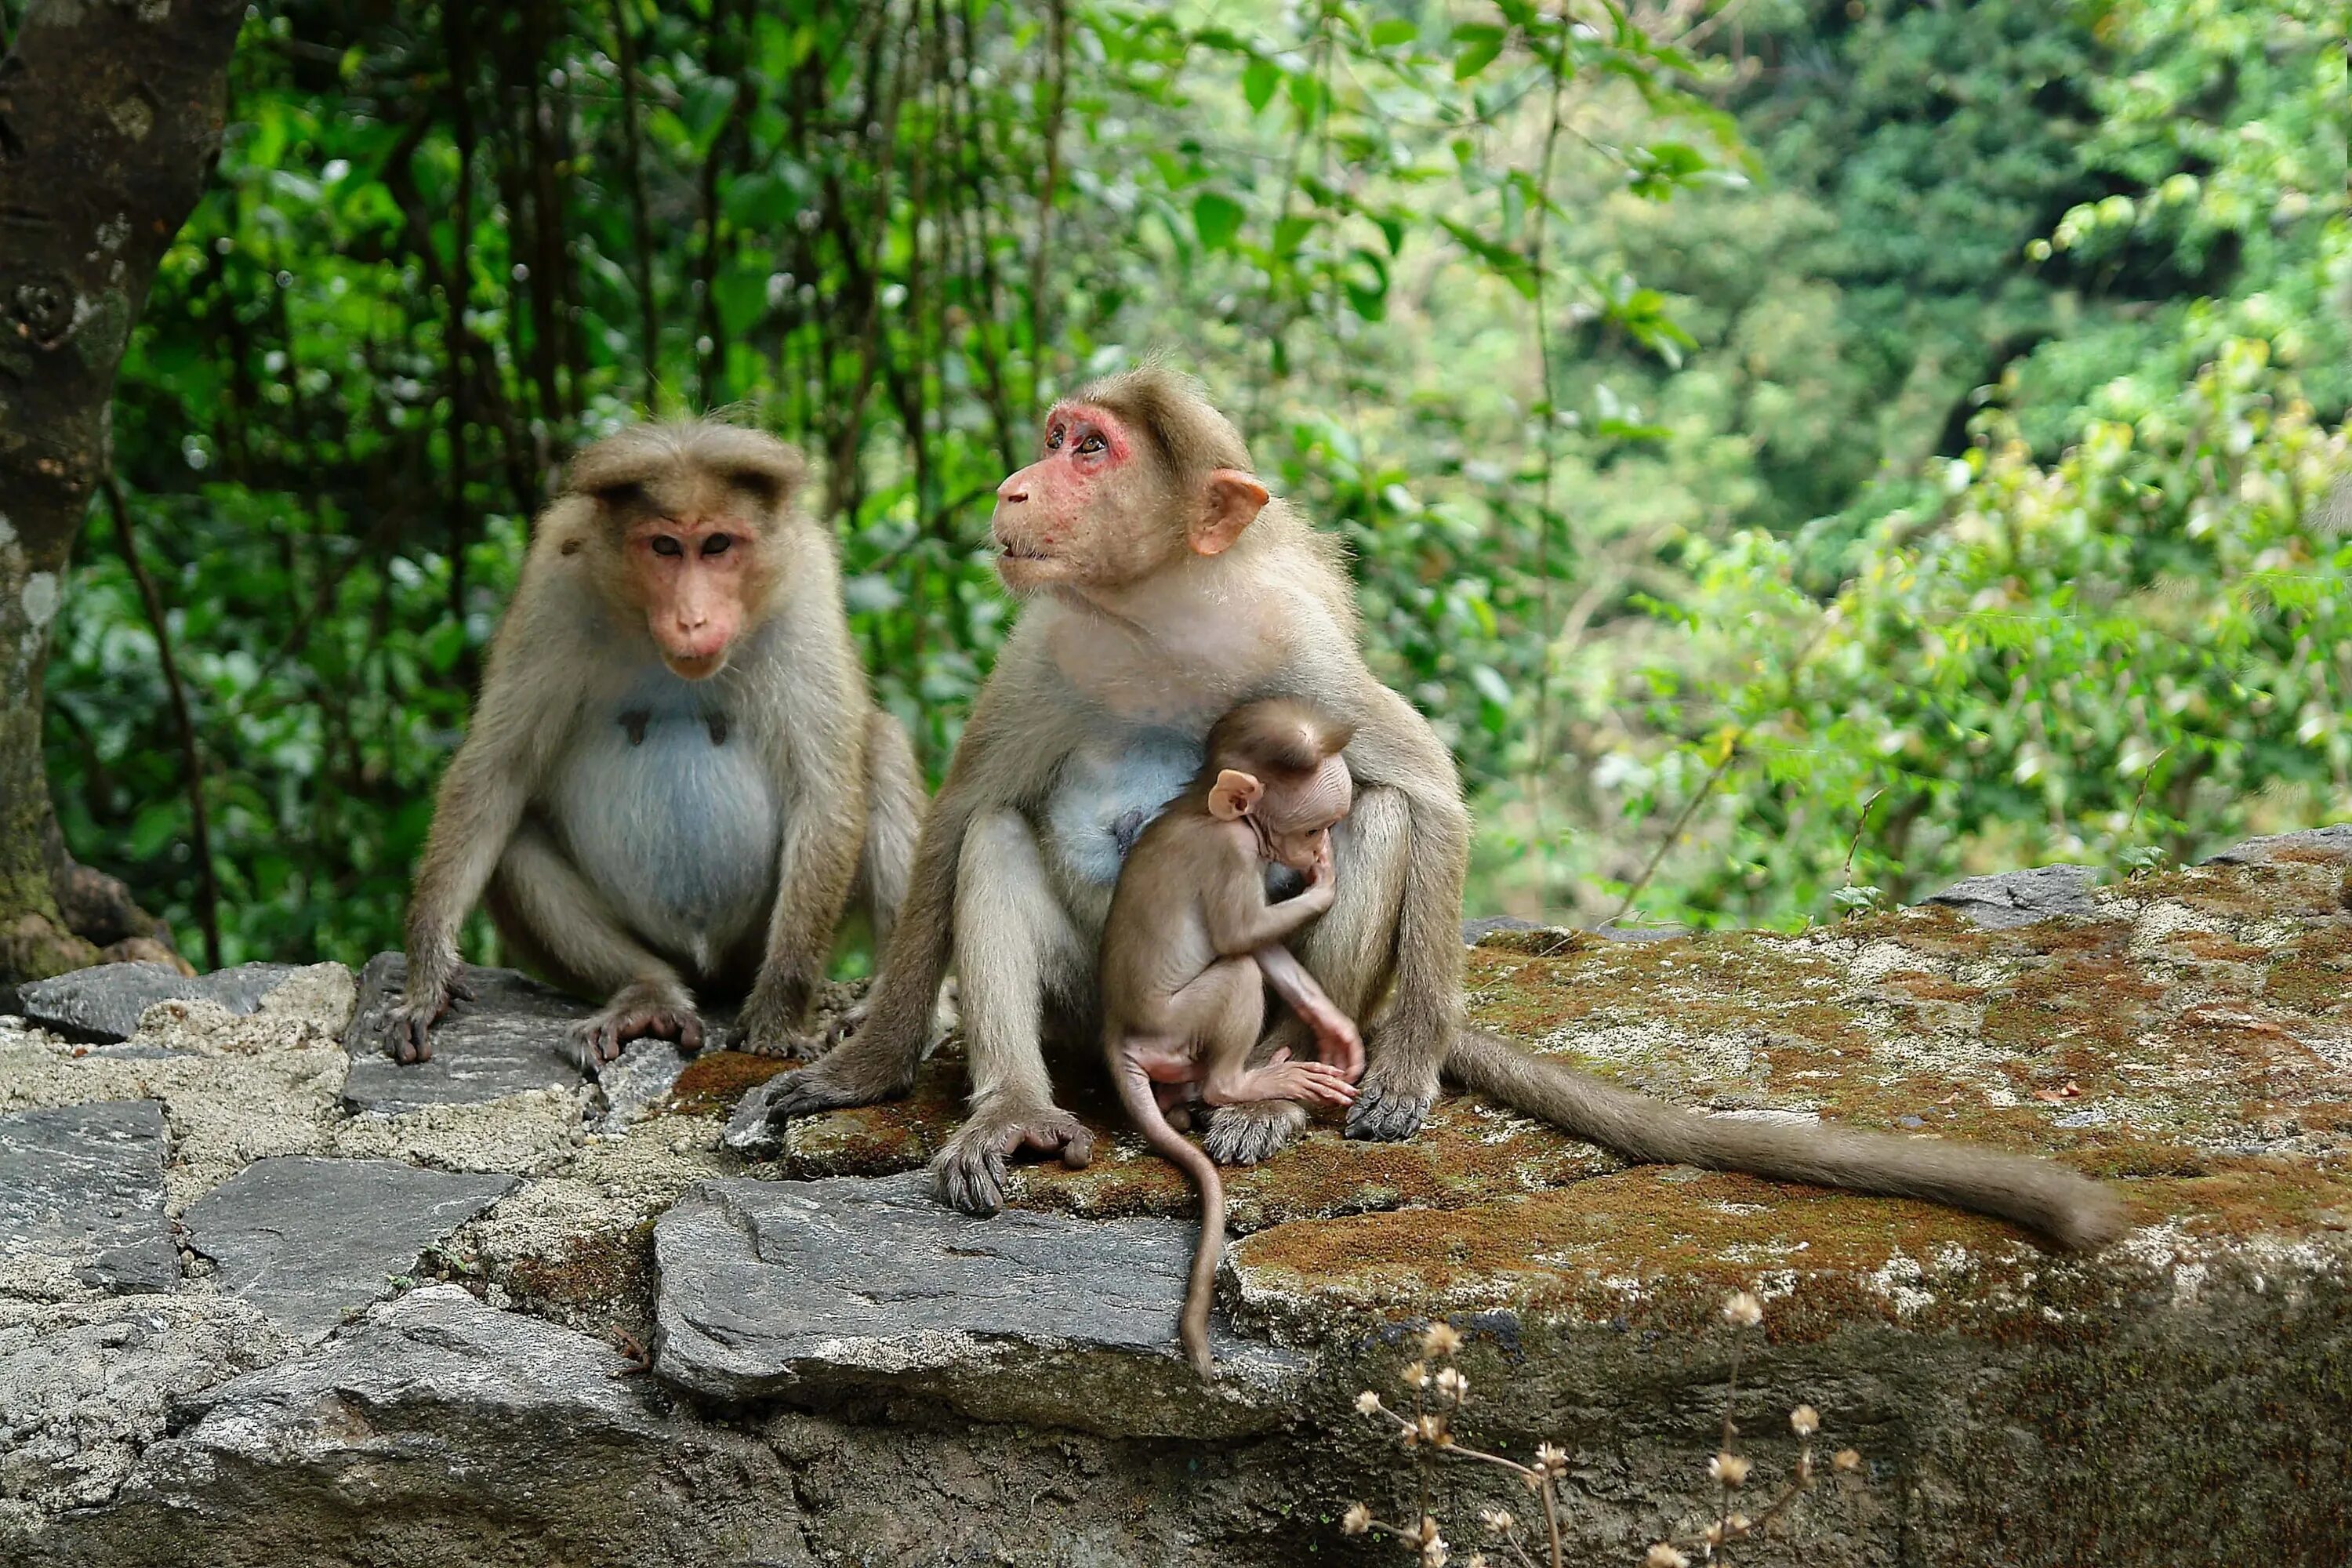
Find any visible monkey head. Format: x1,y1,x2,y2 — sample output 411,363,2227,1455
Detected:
1198,695,1356,873
562,422,805,680
1207,755,1352,874
990,368,1272,595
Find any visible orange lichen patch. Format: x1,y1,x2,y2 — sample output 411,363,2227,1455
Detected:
1233,1151,2352,1330
2169,933,2272,964
1230,1168,2035,1327
1875,971,1990,1004
782,1053,971,1176
2131,858,2350,921
2263,923,2352,1015
664,1050,796,1117
499,1220,658,1334
1004,1094,1621,1229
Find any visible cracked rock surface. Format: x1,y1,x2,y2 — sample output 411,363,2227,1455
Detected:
2,827,2347,1566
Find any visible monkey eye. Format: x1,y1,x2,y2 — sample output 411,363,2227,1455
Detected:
700,533,734,557
1076,431,1107,456
1045,424,1065,451
650,535,684,558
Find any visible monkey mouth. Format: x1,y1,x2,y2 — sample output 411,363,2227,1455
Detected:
663,652,728,681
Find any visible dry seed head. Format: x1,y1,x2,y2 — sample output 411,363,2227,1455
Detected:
1341,1503,1371,1536
1421,1321,1465,1358
1723,1290,1765,1328
1356,1390,1383,1416
1479,1508,1515,1536
1833,1448,1863,1473
1791,1404,1820,1436
1417,1515,1442,1545
1710,1452,1753,1486
1436,1367,1468,1400
1534,1442,1568,1478
1421,1539,1450,1568
1401,1359,1432,1389
1646,1547,1691,1568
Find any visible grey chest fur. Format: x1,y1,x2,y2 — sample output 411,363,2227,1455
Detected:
547,675,780,965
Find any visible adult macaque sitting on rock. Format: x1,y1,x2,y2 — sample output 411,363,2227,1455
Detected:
747,367,2125,1255
392,418,922,1069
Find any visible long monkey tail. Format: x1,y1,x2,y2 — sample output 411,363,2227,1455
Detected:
1446,1028,2129,1252
1113,1058,1225,1375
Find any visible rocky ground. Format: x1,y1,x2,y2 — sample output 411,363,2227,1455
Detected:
0,829,2345,1566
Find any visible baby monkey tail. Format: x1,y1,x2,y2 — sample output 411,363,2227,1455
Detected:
1113,1057,1226,1375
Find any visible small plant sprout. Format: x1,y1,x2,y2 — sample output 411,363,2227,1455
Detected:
1339,1297,1866,1566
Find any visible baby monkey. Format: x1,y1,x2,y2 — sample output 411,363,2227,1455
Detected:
1098,697,1367,1374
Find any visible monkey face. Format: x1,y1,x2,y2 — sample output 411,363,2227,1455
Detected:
622,509,761,679
1208,757,1350,873
992,402,1155,592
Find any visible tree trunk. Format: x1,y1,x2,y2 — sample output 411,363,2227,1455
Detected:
0,0,246,983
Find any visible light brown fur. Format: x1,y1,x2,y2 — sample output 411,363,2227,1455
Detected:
1100,699,1365,1373
395,417,923,1067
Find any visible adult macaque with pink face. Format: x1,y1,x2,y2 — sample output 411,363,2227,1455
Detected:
746,368,2127,1258
392,419,922,1070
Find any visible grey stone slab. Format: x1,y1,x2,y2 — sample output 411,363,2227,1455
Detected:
1922,863,2103,927
16,960,301,1044
593,1037,693,1128
343,951,596,1112
0,1101,178,1294
182,1157,519,1339
2205,823,2352,865
652,1173,1309,1438
1461,915,1545,945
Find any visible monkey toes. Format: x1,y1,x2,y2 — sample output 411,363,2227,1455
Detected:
1344,1074,1435,1142
572,987,704,1071
930,1106,1095,1217
1200,1101,1308,1166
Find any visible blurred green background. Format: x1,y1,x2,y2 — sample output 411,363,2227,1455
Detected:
32,0,2350,970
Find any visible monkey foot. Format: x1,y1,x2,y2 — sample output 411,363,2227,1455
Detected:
1343,1071,1435,1142
1200,1100,1307,1166
930,1105,1095,1217
571,985,704,1071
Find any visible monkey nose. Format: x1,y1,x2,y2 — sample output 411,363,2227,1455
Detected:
996,476,1029,504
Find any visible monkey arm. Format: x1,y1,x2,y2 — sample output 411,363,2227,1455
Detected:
1339,685,1471,1132
1253,942,1363,1080
1203,856,1334,957
740,698,871,1047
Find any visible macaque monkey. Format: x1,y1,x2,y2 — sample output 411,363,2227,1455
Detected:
747,368,2124,1254
1100,699,1366,1374
392,418,923,1067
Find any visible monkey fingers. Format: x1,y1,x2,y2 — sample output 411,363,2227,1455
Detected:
929,1104,1095,1217
387,966,470,1064
1200,1100,1308,1167
1343,1062,1439,1143
1228,1057,1358,1110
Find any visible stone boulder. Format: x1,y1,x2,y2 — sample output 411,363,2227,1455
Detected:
0,826,2345,1566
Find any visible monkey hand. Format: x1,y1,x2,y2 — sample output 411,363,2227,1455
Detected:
1343,1054,1439,1143
1239,1047,1359,1110
930,1102,1094,1217
387,957,474,1064
1311,1011,1365,1082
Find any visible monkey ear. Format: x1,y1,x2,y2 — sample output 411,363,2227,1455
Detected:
1189,470,1272,557
1207,769,1262,822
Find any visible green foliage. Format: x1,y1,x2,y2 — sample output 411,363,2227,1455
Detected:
38,0,2351,961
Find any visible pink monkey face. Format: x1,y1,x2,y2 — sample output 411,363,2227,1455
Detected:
989,403,1163,592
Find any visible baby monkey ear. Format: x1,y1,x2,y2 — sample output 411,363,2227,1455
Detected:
1207,768,1263,821
1189,470,1272,557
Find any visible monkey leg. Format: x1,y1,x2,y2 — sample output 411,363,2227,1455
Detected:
855,709,924,952
486,821,701,1069
1202,784,1412,1164
927,807,1098,1217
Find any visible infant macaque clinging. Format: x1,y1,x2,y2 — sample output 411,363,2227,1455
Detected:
1098,696,1367,1374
